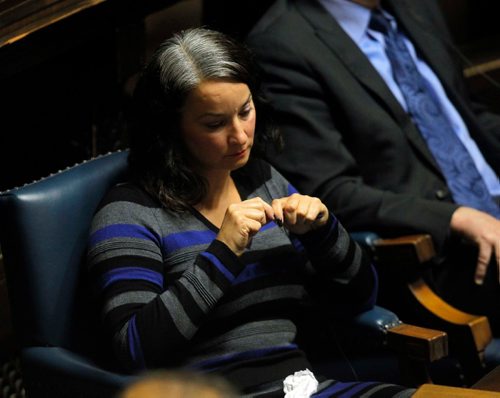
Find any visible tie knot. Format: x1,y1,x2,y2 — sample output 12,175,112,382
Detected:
369,9,391,34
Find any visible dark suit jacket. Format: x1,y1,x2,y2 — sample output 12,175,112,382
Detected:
247,0,500,253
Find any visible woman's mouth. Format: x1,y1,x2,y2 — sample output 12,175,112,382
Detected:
228,148,247,157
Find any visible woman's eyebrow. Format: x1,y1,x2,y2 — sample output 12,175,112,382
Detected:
197,94,253,119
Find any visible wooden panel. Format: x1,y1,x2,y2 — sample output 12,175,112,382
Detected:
0,0,106,47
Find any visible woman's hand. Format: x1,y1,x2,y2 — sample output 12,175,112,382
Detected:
450,206,500,285
216,197,275,256
272,193,329,235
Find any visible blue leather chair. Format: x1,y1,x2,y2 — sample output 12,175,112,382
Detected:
0,151,134,397
0,150,447,397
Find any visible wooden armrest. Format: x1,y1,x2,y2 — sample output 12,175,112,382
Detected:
371,233,493,384
386,323,448,386
373,234,492,353
408,279,492,354
373,234,435,267
414,384,500,397
387,323,448,362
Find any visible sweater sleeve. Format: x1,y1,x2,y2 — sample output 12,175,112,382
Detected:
295,213,378,315
87,187,245,371
264,163,377,315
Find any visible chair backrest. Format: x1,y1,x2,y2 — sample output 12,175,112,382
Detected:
0,150,129,353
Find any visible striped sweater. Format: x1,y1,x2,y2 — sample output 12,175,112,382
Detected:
87,159,411,396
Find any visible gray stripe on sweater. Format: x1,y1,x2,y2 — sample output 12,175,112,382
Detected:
103,291,157,316
88,239,163,267
212,285,307,319
179,269,221,310
192,319,296,355
160,291,197,339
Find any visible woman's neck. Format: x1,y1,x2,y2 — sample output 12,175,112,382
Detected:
202,172,235,209
194,171,241,227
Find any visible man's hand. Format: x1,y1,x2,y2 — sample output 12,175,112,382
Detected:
450,207,500,285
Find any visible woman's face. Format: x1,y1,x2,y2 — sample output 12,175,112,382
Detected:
180,80,256,176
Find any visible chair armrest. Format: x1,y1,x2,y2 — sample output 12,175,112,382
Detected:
351,306,448,362
21,346,134,398
350,305,402,340
414,383,500,396
335,305,448,386
352,231,495,384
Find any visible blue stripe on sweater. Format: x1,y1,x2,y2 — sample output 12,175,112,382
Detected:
233,260,300,284
313,216,338,248
128,315,145,369
190,344,298,370
100,267,163,289
338,381,378,397
313,381,376,397
288,184,299,196
162,230,216,252
199,251,236,282
90,224,160,246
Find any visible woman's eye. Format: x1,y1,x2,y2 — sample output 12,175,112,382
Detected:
239,107,252,119
205,120,224,130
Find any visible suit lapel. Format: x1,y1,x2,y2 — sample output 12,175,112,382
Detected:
295,0,443,174
295,0,406,123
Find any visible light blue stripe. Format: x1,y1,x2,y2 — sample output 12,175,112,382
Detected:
101,267,163,289
199,252,235,282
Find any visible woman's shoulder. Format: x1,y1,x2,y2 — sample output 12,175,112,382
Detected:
96,181,160,211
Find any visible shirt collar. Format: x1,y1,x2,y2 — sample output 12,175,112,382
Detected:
318,0,372,43
318,0,395,44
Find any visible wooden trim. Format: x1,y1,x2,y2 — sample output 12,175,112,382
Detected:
414,383,500,397
464,59,500,78
0,0,106,48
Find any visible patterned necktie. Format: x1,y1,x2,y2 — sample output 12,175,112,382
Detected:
369,9,500,217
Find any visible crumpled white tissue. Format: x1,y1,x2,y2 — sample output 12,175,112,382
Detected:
283,368,319,398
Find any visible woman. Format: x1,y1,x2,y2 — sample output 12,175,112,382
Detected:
87,27,414,397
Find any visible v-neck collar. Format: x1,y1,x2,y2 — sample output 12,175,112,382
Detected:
188,166,252,233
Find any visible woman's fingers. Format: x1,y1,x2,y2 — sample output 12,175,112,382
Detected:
217,197,276,256
271,199,284,226
276,194,328,234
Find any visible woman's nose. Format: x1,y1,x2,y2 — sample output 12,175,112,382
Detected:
228,120,248,145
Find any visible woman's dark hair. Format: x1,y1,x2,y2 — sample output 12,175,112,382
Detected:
128,27,281,211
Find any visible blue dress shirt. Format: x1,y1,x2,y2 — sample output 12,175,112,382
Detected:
318,0,500,198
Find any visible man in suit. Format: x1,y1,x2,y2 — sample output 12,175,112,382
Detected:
246,0,500,332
